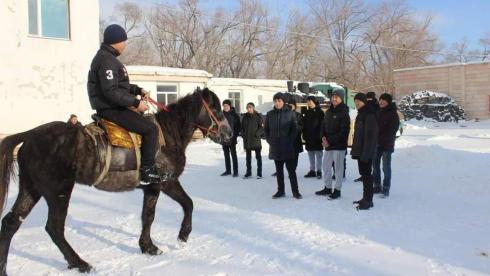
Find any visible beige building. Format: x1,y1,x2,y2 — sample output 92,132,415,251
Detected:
0,0,100,133
393,61,490,119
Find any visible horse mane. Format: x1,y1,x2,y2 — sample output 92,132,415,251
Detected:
154,87,221,147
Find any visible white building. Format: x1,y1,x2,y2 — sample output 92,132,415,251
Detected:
126,65,212,107
208,78,288,114
0,0,100,133
126,66,291,114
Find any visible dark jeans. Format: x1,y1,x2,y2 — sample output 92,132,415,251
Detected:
274,159,299,194
292,152,300,170
358,159,374,202
373,148,393,190
223,144,238,174
97,108,158,168
332,149,347,178
246,149,262,176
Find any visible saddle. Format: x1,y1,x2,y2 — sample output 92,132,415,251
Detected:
80,114,165,191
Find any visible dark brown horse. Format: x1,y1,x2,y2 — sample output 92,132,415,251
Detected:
0,88,231,275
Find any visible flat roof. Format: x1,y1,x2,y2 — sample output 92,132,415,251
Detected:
209,77,288,87
127,65,213,78
394,60,490,72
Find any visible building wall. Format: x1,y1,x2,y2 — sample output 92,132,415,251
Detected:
394,62,490,119
0,0,100,133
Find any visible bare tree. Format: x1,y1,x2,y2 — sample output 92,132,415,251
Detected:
361,0,438,92
309,0,370,87
478,32,490,61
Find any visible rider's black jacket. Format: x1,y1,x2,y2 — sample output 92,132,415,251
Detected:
87,44,143,111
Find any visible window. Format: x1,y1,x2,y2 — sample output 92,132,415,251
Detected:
156,84,178,105
229,91,242,113
28,0,70,39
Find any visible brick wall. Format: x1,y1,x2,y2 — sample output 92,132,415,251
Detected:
394,62,490,119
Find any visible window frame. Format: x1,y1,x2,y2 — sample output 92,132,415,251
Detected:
156,83,179,106
228,90,242,113
28,0,71,41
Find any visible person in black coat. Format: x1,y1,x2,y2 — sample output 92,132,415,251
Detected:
87,24,159,185
221,99,241,177
352,91,380,183
366,91,380,115
351,93,379,210
265,93,302,199
302,96,325,179
316,89,350,199
241,102,263,179
287,99,304,170
373,93,400,197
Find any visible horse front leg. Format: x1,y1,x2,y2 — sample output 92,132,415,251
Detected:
139,186,162,255
161,180,193,242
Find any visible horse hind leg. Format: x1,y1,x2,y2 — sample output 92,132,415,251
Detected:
161,181,193,242
0,178,41,276
44,183,92,273
139,186,163,255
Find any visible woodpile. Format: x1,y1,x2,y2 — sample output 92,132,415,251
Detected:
399,90,466,122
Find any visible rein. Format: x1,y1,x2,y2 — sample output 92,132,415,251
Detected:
147,94,220,136
147,96,170,112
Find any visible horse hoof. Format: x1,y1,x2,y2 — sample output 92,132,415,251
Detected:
68,262,93,273
178,228,191,242
141,245,163,256
178,235,188,243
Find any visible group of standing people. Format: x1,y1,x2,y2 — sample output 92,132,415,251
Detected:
220,89,399,210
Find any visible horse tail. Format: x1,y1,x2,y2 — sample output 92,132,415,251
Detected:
0,131,28,216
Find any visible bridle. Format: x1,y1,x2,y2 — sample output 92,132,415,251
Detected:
194,98,221,136
147,94,221,136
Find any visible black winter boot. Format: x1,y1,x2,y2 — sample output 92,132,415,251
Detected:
352,199,363,204
272,191,285,199
356,199,374,210
354,176,363,182
220,171,231,176
243,172,252,179
373,185,382,194
380,187,390,198
328,189,341,200
293,192,303,199
304,170,316,178
315,187,332,196
140,166,162,185
316,171,322,179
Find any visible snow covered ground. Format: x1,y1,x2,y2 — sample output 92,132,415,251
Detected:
5,120,490,275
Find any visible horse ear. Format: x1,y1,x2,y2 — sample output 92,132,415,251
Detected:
201,87,210,99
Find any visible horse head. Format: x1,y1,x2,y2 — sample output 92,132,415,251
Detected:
194,87,232,144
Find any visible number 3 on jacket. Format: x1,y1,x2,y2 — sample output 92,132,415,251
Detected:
106,70,113,80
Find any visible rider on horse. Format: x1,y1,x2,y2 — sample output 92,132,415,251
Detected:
87,24,161,185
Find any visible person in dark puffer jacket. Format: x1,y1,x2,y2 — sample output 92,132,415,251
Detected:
241,102,263,179
265,93,302,199
373,93,400,198
351,93,379,210
316,89,350,199
221,99,241,177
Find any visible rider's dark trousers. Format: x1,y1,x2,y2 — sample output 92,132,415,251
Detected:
97,108,158,168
